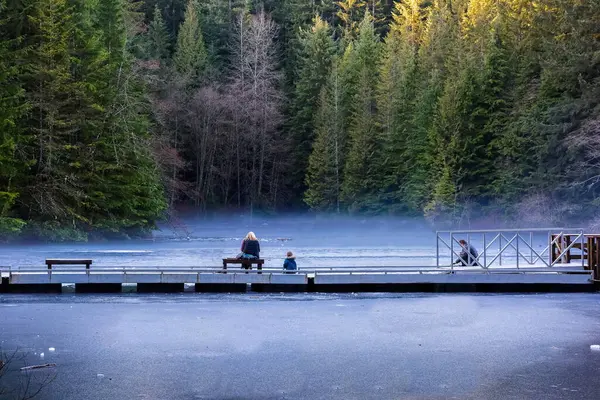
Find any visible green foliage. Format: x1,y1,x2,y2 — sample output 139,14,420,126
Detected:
173,0,207,83
289,16,336,198
0,0,600,240
0,217,26,241
24,220,88,242
341,11,382,212
305,61,346,212
147,4,171,60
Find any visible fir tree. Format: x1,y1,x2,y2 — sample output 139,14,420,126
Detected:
83,0,166,234
341,11,381,212
0,0,28,238
305,60,346,212
173,0,207,83
376,0,430,212
289,16,336,200
148,4,171,60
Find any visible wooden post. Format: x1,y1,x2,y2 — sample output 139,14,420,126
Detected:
551,235,557,265
588,235,600,279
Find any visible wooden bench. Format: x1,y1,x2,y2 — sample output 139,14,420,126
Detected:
222,258,264,273
45,259,92,270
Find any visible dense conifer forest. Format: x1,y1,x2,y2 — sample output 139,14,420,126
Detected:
0,0,599,240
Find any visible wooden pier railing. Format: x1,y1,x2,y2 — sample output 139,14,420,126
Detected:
551,234,600,280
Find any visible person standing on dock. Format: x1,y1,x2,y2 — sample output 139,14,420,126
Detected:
454,240,479,266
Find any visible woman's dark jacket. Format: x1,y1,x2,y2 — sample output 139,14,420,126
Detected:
241,239,260,257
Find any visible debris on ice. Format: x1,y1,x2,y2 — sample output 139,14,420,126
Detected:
39,352,44,359
590,344,600,352
20,363,56,371
48,347,55,352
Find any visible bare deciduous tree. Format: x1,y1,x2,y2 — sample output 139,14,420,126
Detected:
0,348,56,400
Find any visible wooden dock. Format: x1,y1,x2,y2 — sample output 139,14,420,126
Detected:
1,229,598,293
0,265,594,293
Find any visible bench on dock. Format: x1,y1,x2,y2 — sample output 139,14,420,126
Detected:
222,258,264,272
45,259,92,270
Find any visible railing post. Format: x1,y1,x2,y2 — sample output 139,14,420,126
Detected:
516,233,520,269
436,232,439,268
499,234,502,266
581,230,585,269
483,233,487,269
530,231,533,264
549,232,553,266
450,232,454,272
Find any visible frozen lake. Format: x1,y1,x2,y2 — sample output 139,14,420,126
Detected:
1,293,600,399
0,216,557,270
0,216,440,269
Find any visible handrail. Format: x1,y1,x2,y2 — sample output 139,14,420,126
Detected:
7,267,590,274
436,228,585,269
437,228,584,233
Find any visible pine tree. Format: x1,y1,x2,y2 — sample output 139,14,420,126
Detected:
17,0,89,228
289,16,336,200
305,60,346,212
83,0,166,234
341,11,381,212
148,4,171,60
336,0,366,39
0,0,28,238
173,0,207,84
416,0,461,217
376,0,430,212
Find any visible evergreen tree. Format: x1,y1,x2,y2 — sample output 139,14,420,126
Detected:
336,0,366,38
289,16,336,200
341,11,381,212
0,0,28,238
18,0,86,226
147,4,171,60
85,0,166,234
173,0,207,83
305,60,346,212
376,0,429,212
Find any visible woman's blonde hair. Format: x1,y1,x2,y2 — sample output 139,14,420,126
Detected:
245,231,257,241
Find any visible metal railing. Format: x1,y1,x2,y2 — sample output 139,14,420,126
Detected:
436,228,585,270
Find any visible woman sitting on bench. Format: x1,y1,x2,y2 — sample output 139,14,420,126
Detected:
239,231,260,260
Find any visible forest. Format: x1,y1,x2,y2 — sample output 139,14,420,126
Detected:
0,0,599,240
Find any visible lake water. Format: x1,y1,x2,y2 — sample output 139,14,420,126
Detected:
1,293,600,399
2,216,596,399
0,215,555,269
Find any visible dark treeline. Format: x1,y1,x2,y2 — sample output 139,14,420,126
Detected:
0,0,599,240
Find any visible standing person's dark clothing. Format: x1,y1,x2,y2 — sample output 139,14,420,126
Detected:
241,239,260,258
283,256,297,273
454,243,479,266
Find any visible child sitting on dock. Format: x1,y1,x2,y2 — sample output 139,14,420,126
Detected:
283,251,297,273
